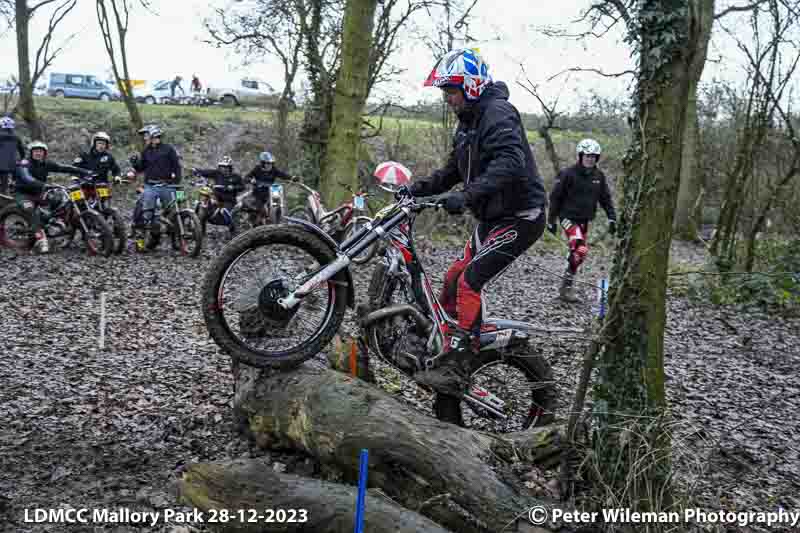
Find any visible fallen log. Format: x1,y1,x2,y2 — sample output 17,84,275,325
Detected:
233,362,564,533
179,459,452,533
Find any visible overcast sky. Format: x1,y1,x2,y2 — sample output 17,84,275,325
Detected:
0,0,761,114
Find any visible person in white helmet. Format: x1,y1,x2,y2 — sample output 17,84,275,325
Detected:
73,131,121,181
547,138,617,302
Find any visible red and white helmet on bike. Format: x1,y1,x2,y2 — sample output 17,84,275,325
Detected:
423,48,492,101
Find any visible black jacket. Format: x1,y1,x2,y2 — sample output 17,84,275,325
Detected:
74,148,121,180
195,168,245,202
15,159,90,193
548,164,616,224
410,82,546,222
0,132,25,172
132,143,182,184
246,164,289,185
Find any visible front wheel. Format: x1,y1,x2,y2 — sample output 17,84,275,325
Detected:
0,206,34,249
344,216,377,265
79,209,114,257
103,207,127,255
201,225,348,369
170,209,203,257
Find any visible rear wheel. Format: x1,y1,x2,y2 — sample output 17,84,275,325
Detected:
366,262,555,431
201,225,348,369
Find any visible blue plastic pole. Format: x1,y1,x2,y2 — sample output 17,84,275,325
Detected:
599,278,608,319
354,448,369,533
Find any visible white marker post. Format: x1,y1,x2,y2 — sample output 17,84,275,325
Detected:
99,291,107,350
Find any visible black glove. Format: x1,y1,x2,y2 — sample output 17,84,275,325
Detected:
547,222,558,235
441,192,466,215
407,181,425,197
608,220,617,236
395,185,412,199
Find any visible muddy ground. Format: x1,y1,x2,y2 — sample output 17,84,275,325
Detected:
1,194,798,533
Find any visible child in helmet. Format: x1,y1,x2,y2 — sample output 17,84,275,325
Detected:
191,156,245,233
0,116,26,195
73,131,121,181
547,138,617,302
246,151,289,208
15,141,92,253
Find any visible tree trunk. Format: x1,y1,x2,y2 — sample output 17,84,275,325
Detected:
320,0,379,207
15,0,42,140
674,4,713,241
298,0,330,188
233,363,563,533
96,0,143,135
593,0,713,512
276,98,291,163
179,460,453,533
539,125,561,177
743,162,799,271
673,84,702,240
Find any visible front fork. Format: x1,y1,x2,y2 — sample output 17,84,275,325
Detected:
278,254,351,309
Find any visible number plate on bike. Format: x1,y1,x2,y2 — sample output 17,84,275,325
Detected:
97,187,110,198
175,190,185,201
69,189,84,201
270,184,283,194
354,196,365,209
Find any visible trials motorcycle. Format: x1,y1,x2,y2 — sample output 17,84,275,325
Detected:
200,182,558,431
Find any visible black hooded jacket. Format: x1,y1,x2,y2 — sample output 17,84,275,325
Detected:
548,163,616,225
410,82,546,222
0,131,25,172
73,148,121,180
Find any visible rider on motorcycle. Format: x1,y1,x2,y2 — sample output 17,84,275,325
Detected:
73,131,121,181
15,141,92,253
129,126,181,232
405,48,547,396
245,151,289,209
192,156,245,234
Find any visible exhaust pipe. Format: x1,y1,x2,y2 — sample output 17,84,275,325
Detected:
358,304,433,335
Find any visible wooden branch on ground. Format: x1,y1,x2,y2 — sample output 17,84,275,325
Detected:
231,362,565,533
179,459,453,533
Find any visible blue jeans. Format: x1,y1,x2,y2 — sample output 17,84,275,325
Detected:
139,184,175,225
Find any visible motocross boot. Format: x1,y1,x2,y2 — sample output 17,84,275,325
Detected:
559,267,580,303
413,327,477,396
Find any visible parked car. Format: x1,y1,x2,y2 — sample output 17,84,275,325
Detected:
47,73,120,101
206,79,278,107
133,79,188,104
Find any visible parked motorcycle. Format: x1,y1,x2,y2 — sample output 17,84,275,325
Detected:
289,180,376,264
72,174,128,254
231,179,287,233
132,183,203,257
0,182,113,256
193,177,239,236
200,184,557,431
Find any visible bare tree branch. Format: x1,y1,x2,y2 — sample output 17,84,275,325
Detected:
547,66,635,82
714,0,769,19
31,0,77,87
